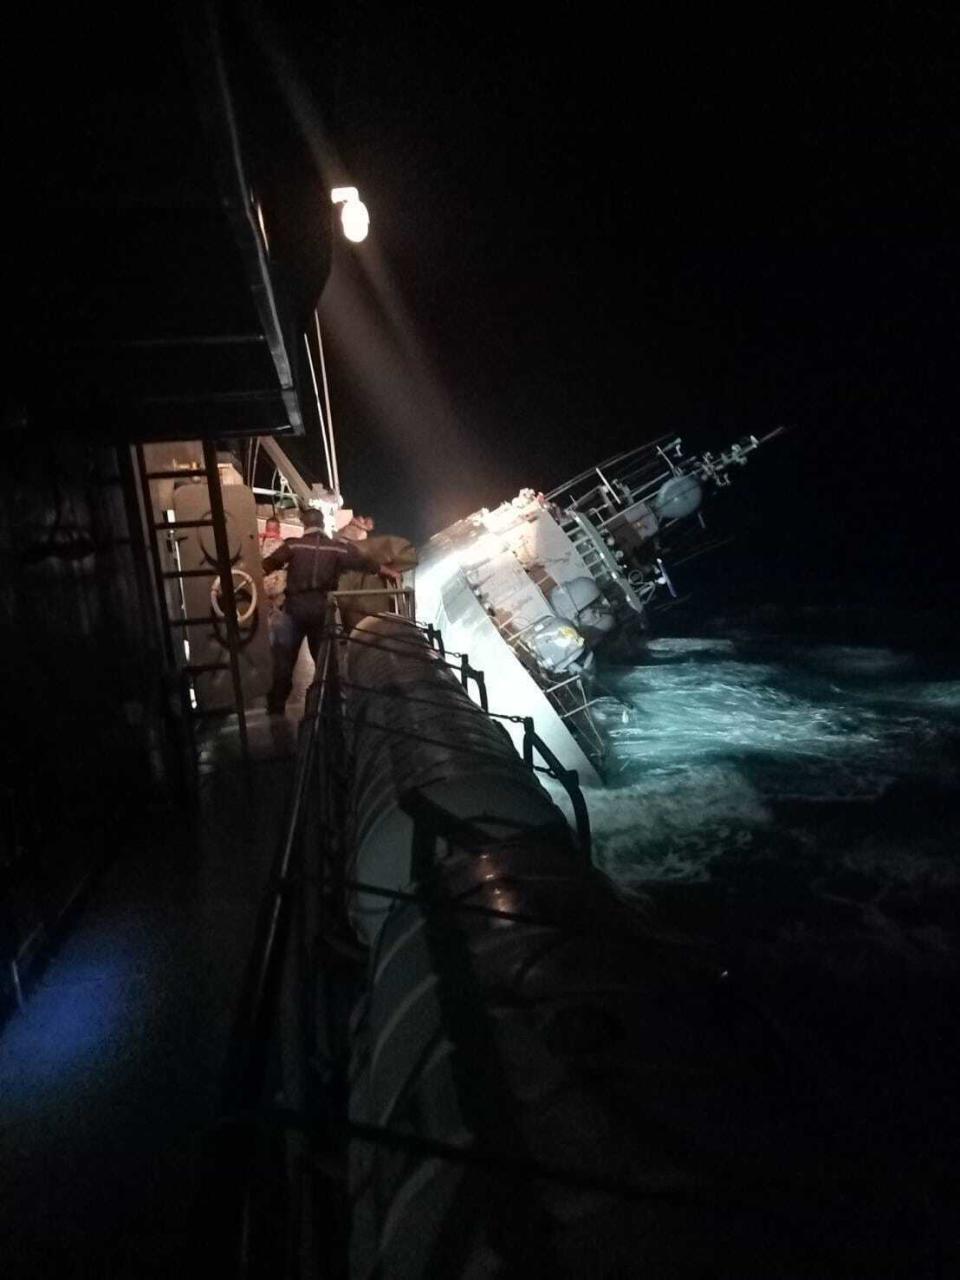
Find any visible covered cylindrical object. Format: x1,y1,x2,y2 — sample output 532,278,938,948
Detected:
343,617,813,1279
344,615,570,944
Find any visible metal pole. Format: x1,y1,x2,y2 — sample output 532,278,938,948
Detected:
132,445,177,669
473,669,488,713
257,435,316,507
314,312,339,496
522,717,534,768
302,334,334,492
202,440,248,760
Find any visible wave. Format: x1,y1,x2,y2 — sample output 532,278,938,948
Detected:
547,763,771,883
548,636,960,887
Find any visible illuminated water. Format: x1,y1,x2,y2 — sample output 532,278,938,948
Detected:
584,636,960,890
532,632,960,1000
574,635,960,1269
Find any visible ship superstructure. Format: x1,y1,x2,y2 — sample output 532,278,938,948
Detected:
417,429,783,783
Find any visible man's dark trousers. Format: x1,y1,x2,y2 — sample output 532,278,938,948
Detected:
266,591,329,712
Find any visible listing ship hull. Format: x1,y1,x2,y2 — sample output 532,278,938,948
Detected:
417,430,783,782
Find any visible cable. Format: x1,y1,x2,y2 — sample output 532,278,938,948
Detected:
314,310,339,496
303,332,334,492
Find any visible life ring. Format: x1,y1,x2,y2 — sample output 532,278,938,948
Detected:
210,569,258,624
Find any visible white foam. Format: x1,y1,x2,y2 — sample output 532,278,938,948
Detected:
606,662,879,770
839,841,960,890
598,645,954,800
545,638,960,886
644,637,737,657
797,645,914,676
878,680,960,711
546,764,771,883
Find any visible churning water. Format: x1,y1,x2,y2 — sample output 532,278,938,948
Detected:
585,636,960,890
540,629,960,991
576,632,960,1268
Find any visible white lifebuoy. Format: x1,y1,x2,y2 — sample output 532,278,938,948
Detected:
210,569,258,624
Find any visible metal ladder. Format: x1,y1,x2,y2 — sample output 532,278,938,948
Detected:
560,515,611,575
560,513,646,613
135,439,249,765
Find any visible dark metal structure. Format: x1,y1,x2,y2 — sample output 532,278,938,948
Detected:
9,5,329,445
1,2,331,1009
221,611,875,1279
2,12,950,1278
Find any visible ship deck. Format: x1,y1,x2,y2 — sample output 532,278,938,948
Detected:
0,654,314,1277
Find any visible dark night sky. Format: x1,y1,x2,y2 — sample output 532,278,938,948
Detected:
262,2,960,619
14,1,956,616
14,4,955,618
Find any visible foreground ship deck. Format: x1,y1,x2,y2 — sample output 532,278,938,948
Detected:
2,649,958,1278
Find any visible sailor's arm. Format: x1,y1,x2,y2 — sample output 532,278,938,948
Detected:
362,553,403,585
339,541,402,583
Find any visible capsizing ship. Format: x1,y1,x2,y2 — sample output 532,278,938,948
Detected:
416,428,784,784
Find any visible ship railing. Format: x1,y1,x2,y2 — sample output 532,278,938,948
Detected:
328,623,592,857
545,434,679,505
208,599,345,1277
543,672,584,694
549,427,784,529
469,586,608,778
542,674,606,770
562,459,677,520
501,614,547,646
558,695,608,721
519,717,592,856
482,611,607,778
206,597,821,1277
323,621,488,710
209,604,600,1273
331,585,416,620
564,510,646,610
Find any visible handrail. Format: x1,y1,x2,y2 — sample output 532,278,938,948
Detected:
241,641,332,1072
334,625,587,853
544,434,678,498
521,717,592,861
213,604,339,1276
331,586,415,619
211,606,590,1273
331,587,414,596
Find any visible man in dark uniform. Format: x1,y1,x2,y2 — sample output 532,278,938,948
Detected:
261,508,401,714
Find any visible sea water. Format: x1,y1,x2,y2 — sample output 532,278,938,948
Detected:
555,633,960,1265
545,632,960,978
587,636,960,883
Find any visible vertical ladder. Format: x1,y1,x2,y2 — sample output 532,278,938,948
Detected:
135,441,249,765
561,513,644,612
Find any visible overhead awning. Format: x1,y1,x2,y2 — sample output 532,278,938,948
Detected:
10,3,331,443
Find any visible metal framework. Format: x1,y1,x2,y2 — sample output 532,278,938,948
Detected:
508,427,788,773
135,442,250,776
206,604,597,1273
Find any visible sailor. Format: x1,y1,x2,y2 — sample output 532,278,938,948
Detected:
259,515,287,647
340,513,375,540
261,508,401,715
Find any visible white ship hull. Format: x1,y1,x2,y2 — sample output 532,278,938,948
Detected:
416,431,783,782
416,517,604,785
